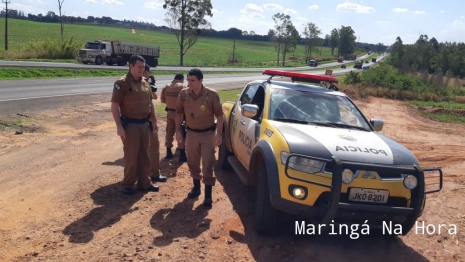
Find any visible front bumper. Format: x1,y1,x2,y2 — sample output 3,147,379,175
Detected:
273,154,443,234
76,56,95,63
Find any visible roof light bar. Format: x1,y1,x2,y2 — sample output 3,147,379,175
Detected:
263,69,339,84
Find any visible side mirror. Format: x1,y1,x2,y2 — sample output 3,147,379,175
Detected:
370,118,384,131
241,104,259,119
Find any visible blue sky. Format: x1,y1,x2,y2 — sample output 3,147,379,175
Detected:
9,0,465,45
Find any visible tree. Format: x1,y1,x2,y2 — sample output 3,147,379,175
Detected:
338,25,356,57
272,13,297,66
163,0,213,66
57,0,65,43
302,22,321,62
329,28,339,56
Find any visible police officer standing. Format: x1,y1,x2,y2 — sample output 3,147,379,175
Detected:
160,73,187,162
175,68,223,206
143,64,167,183
110,55,160,195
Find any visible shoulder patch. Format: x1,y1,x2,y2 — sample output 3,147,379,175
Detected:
114,84,121,90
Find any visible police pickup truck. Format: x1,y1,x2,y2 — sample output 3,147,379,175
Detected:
218,69,443,236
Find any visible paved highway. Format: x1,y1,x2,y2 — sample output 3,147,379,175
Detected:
0,54,372,72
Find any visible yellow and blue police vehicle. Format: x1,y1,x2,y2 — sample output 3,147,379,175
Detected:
219,69,443,236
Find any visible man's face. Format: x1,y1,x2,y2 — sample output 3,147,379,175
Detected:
129,60,145,79
187,75,202,90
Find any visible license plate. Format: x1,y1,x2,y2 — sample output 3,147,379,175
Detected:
348,188,389,204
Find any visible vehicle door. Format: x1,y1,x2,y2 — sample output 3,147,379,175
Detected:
232,83,262,168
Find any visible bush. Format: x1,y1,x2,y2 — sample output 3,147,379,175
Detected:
24,37,83,59
343,71,362,84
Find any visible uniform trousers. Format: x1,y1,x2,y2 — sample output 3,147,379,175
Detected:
165,111,185,149
148,123,161,177
185,130,216,186
121,122,152,189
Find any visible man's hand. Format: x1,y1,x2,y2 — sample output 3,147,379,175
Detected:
176,131,182,144
151,122,159,133
117,126,126,140
152,92,158,100
214,134,222,148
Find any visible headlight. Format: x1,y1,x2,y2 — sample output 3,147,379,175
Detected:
281,152,324,174
403,174,418,189
342,169,354,184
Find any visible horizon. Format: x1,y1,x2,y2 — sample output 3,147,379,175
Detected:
5,0,465,46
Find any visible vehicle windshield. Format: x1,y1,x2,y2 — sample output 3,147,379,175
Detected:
269,88,372,130
85,42,101,49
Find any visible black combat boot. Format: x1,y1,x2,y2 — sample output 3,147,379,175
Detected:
203,185,213,206
165,147,174,159
187,179,201,198
178,149,187,162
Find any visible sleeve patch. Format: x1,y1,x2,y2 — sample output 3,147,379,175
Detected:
114,84,121,90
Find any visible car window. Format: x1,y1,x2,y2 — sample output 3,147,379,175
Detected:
240,84,259,105
269,88,371,129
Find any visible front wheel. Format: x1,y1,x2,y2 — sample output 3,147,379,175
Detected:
218,131,232,170
253,167,279,235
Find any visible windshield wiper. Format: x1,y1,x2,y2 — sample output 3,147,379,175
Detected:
320,122,370,131
273,118,309,124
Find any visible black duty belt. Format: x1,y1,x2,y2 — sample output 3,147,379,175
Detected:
165,107,176,112
120,116,149,124
186,124,216,133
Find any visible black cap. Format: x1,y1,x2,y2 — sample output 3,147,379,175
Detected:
174,73,184,80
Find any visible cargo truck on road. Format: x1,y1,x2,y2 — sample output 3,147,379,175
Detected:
77,40,160,67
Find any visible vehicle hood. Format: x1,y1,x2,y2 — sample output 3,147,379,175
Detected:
271,122,419,165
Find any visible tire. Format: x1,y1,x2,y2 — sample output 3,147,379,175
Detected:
95,56,103,65
253,167,279,235
218,131,232,170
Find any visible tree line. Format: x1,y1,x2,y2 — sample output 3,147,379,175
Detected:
390,35,465,78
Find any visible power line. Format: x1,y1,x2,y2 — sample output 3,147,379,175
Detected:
2,0,10,50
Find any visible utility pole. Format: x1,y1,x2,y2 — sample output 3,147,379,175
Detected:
2,0,9,50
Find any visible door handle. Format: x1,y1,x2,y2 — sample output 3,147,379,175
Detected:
240,120,246,125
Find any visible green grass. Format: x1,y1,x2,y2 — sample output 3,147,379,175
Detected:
0,18,365,67
419,112,465,123
0,68,256,80
154,88,242,118
0,119,29,131
409,101,465,109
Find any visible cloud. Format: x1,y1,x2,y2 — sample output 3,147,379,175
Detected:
440,10,444,13
264,4,283,10
336,2,375,13
453,20,463,25
414,10,426,14
211,8,219,14
297,17,308,21
85,0,97,3
143,1,163,9
308,5,319,10
392,8,408,13
376,20,390,24
102,0,124,5
241,3,263,13
284,9,297,15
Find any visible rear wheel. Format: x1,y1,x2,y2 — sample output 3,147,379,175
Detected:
253,167,279,235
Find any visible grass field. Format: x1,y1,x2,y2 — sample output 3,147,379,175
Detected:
0,19,365,67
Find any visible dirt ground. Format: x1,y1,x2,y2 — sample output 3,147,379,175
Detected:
0,94,464,262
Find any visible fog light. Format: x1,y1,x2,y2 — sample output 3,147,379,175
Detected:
342,169,354,184
293,187,306,199
403,175,418,189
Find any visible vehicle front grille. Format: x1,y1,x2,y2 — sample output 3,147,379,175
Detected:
79,50,87,56
322,162,403,179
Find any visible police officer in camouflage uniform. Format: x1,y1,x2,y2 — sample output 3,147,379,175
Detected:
160,73,187,162
110,55,160,195
175,68,223,206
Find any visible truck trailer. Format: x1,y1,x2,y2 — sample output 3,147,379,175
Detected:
77,40,160,67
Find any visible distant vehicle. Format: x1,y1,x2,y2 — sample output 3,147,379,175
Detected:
76,40,160,67
337,57,344,63
372,58,377,63
341,64,346,69
308,59,318,67
354,60,363,69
